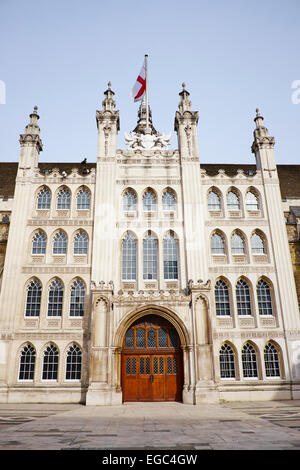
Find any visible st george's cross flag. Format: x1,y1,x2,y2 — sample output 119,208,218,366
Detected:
131,58,146,102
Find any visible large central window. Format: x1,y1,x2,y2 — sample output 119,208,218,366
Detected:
143,234,157,280
122,233,137,280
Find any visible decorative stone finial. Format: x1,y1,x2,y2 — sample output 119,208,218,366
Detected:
178,82,191,113
108,81,111,89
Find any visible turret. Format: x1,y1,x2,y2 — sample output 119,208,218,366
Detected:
251,108,276,175
96,82,120,159
174,83,199,160
19,106,43,169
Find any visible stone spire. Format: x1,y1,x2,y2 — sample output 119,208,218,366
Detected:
133,96,157,135
178,83,192,113
174,83,199,159
251,108,275,155
101,81,117,113
19,106,43,152
96,82,120,159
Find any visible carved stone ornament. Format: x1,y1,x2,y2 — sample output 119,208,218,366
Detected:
124,131,171,150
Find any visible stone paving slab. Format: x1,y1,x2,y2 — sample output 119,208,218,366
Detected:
0,401,299,450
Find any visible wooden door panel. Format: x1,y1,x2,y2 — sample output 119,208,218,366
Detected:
122,352,183,402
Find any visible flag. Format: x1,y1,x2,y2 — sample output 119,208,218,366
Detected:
131,58,146,102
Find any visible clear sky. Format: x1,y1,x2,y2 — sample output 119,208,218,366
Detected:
0,0,299,165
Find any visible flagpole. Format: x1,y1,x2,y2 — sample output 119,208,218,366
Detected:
145,54,149,132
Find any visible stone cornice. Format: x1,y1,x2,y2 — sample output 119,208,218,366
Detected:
19,133,43,152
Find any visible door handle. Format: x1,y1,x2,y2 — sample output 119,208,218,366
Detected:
150,374,154,383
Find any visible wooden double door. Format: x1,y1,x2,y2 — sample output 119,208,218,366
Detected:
121,315,183,402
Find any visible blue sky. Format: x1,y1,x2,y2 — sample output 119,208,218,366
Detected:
0,0,299,164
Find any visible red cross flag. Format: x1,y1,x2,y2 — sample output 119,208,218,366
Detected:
131,57,146,102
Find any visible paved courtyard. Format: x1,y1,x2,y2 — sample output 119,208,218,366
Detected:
0,400,300,450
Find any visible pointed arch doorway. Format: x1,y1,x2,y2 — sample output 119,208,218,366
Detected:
121,314,183,402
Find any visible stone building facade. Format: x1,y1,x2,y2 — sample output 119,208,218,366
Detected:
0,84,300,405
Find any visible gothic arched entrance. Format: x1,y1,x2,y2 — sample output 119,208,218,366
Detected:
121,314,183,402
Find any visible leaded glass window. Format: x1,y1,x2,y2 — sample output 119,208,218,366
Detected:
219,344,235,378
19,345,36,380
57,188,71,210
47,280,63,317
163,233,178,280
123,190,137,212
215,280,230,316
25,280,42,317
236,279,252,316
169,328,179,348
251,233,265,254
42,344,59,380
32,232,47,254
69,279,85,317
162,191,176,211
147,328,156,348
76,188,90,210
74,232,88,255
125,329,134,348
257,280,273,315
143,190,156,212
66,344,82,380
208,191,221,211
37,188,51,209
246,191,259,211
227,191,240,210
143,235,157,280
122,234,137,280
136,328,145,348
242,343,258,378
264,343,280,377
53,232,67,255
158,328,168,347
211,233,225,254
231,233,245,254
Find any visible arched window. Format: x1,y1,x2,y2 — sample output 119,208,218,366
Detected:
74,232,88,255
162,190,176,211
42,344,59,380
69,279,85,317
211,233,225,254
122,234,137,280
19,344,36,380
264,342,280,377
32,231,47,254
66,344,82,380
143,234,157,280
236,279,252,315
227,191,240,210
231,233,245,254
219,344,235,378
242,343,258,378
47,280,63,317
53,232,67,255
251,233,265,254
57,188,71,210
76,188,90,210
37,188,51,209
208,191,221,211
257,280,273,315
123,190,137,212
246,191,259,211
163,232,178,279
25,280,42,317
215,280,230,316
143,190,156,212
